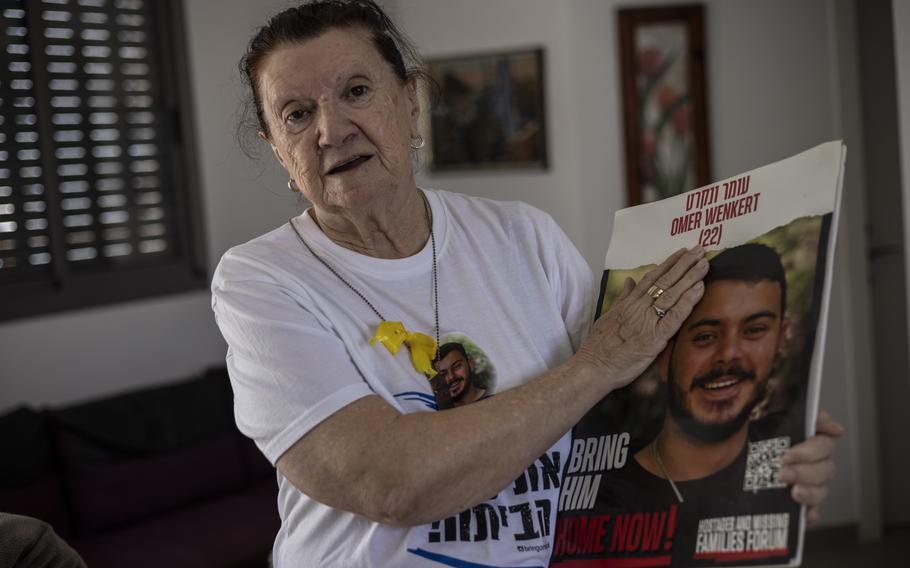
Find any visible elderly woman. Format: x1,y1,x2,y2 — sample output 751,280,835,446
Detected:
212,1,840,566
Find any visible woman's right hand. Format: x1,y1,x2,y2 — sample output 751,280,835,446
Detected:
575,246,709,391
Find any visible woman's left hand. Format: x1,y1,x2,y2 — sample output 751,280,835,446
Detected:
779,410,845,524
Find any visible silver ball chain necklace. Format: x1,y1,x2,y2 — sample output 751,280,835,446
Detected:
287,191,441,379
652,439,685,503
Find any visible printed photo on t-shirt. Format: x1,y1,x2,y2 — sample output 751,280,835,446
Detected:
429,332,497,410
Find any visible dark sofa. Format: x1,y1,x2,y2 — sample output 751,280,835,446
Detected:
0,368,279,567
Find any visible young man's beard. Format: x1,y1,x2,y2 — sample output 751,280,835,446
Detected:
666,357,769,444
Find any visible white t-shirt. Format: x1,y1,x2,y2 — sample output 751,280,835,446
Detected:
212,189,595,567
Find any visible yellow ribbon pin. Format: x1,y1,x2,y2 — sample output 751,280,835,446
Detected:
369,321,438,378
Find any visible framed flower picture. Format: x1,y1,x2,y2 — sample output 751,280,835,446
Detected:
618,5,711,205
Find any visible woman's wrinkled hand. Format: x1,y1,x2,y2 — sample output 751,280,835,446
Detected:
576,246,709,390
779,410,845,524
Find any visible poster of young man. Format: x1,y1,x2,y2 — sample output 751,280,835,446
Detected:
551,142,845,567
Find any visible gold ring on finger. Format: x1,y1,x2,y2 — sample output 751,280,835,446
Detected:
647,285,665,301
652,305,668,319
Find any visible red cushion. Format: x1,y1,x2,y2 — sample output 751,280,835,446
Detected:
236,436,274,481
63,434,249,534
71,478,279,568
0,477,72,538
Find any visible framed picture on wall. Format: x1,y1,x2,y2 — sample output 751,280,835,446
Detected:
425,48,548,171
618,5,711,205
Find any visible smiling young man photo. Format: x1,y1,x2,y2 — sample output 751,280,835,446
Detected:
593,243,801,509
433,342,488,408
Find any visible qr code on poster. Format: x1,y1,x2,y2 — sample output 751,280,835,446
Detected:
743,436,790,492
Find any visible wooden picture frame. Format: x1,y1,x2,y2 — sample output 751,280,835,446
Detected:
618,5,711,205
425,48,548,171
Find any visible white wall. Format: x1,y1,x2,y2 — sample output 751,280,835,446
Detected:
0,0,293,411
392,0,864,528
186,0,298,270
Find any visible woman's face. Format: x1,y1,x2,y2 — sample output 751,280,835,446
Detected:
257,27,419,214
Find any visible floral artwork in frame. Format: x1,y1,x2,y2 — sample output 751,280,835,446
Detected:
618,5,711,205
424,48,548,171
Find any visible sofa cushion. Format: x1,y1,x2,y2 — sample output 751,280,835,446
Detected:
53,368,236,459
0,407,55,487
71,477,279,568
50,369,251,534
63,433,250,534
0,407,72,536
236,434,274,482
0,478,71,539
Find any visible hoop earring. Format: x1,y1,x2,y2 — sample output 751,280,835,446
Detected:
409,135,425,150
288,179,300,193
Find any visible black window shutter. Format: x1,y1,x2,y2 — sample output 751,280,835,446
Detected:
0,0,205,321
